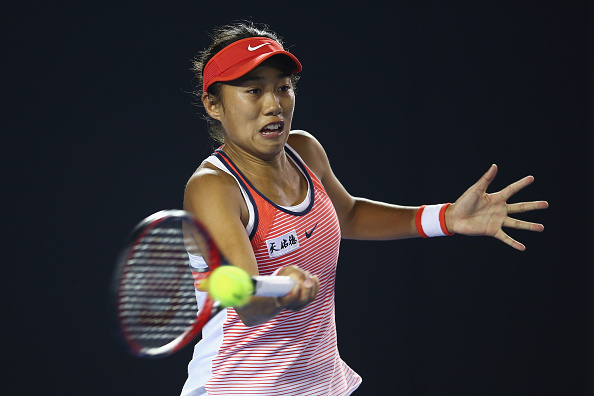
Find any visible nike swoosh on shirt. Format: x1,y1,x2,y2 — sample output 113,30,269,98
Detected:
248,43,272,51
305,223,318,238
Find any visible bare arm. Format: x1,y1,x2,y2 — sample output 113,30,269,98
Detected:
184,164,317,326
288,131,419,240
288,131,548,248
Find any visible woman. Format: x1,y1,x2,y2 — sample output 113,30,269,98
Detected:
180,22,548,396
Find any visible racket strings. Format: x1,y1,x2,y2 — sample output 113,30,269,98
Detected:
118,222,201,349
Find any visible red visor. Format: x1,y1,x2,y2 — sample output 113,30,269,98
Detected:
202,37,302,92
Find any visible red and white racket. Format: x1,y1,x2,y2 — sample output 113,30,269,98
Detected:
109,210,295,358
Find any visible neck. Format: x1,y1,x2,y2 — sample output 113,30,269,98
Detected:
221,141,306,207
222,143,291,179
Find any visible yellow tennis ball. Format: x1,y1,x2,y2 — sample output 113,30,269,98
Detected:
208,266,254,307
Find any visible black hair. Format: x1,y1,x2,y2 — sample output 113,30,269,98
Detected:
191,21,300,144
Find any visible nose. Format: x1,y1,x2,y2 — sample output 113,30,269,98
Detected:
262,91,282,116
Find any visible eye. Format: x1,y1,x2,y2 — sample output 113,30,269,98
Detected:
279,84,292,92
247,88,262,94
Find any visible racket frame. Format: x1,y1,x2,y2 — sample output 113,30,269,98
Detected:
109,210,223,358
110,209,298,358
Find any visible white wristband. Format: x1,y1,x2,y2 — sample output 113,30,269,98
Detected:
416,203,454,238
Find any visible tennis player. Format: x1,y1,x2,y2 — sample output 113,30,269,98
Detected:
180,22,548,396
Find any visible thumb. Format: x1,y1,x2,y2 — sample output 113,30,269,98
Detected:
475,164,498,192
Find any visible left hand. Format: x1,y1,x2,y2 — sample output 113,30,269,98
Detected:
445,164,549,251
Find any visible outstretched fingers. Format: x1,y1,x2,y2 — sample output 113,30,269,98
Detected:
503,216,545,232
464,165,547,251
507,200,549,214
499,175,535,201
495,229,526,251
474,164,499,193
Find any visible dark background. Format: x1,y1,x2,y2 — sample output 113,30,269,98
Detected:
3,1,592,395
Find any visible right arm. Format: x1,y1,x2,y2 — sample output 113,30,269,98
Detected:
184,164,317,326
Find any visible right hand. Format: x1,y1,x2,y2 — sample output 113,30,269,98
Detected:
277,265,319,311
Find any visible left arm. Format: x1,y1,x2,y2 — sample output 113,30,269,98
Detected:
289,131,419,240
288,131,548,249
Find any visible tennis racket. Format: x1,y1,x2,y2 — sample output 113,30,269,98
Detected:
109,209,296,358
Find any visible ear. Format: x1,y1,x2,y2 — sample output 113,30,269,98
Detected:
202,92,222,121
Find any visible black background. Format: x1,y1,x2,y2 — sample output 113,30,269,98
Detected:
3,1,592,395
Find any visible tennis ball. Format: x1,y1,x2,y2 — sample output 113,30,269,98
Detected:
208,266,254,307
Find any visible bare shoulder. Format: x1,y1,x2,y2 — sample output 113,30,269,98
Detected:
184,162,243,215
287,130,331,180
287,130,324,154
185,162,234,194
184,163,257,275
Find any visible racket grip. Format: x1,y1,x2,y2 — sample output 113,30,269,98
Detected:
252,276,296,297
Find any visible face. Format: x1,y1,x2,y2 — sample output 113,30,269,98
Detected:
203,60,296,161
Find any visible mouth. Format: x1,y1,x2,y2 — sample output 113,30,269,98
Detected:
259,121,285,137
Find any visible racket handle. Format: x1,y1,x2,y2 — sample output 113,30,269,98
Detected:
252,276,296,297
